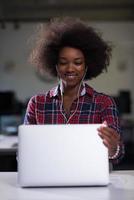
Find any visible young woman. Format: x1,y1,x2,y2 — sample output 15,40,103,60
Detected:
24,17,124,165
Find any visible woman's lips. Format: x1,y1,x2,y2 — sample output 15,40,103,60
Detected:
64,73,77,78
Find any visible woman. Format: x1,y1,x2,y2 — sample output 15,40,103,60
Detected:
24,17,124,165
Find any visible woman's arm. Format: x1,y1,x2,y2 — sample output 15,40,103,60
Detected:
24,96,36,124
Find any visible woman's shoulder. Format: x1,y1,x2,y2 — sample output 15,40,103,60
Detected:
94,89,116,107
28,92,46,102
86,84,116,106
28,85,58,103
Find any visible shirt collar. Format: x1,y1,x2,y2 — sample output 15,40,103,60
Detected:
49,82,93,98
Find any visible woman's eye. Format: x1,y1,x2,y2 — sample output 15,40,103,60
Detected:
74,61,83,66
59,61,67,65
58,60,84,66
75,62,82,65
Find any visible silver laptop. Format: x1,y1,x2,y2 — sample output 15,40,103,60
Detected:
18,124,109,187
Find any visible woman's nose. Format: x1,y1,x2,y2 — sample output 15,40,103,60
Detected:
67,62,75,71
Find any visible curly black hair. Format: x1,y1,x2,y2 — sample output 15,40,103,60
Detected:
30,17,112,80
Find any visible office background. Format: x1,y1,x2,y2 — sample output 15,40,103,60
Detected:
0,0,134,170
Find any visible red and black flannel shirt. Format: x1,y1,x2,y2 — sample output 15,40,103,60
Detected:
24,83,124,164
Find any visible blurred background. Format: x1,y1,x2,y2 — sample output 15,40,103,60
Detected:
0,0,134,171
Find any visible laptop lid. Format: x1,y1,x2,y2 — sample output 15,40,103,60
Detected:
18,124,109,187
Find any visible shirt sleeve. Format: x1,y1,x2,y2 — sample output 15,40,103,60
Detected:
24,96,36,124
101,95,125,165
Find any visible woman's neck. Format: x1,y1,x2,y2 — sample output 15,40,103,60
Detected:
62,85,81,116
63,84,80,98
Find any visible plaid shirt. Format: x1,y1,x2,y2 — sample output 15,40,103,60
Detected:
24,83,124,164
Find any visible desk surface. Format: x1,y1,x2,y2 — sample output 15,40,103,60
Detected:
0,135,18,149
0,171,134,200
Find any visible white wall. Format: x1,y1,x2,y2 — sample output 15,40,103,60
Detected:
0,23,56,102
0,22,134,115
89,22,134,116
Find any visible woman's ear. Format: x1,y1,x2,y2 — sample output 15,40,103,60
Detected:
56,65,60,79
56,65,59,75
84,67,88,77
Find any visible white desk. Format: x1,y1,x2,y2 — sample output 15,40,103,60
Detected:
0,135,18,149
0,171,134,200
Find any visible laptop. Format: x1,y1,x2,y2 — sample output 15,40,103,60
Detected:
18,124,109,187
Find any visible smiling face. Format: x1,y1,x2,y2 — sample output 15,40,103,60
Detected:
57,47,86,89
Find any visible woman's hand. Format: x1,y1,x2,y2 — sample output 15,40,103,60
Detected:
97,122,120,157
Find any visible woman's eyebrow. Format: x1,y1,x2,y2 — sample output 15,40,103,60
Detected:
74,57,84,60
59,57,84,60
